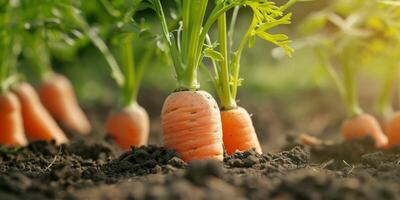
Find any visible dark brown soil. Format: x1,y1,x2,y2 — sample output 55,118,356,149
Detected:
1,136,400,200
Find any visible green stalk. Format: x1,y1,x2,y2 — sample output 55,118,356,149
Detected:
83,25,124,87
218,13,236,110
61,5,125,87
342,57,363,117
131,47,153,103
119,34,135,107
29,34,54,81
0,54,8,94
315,47,345,98
153,0,171,45
180,0,208,90
195,3,237,72
231,15,257,99
228,6,240,53
376,64,397,118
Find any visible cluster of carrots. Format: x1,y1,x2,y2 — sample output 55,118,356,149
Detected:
2,0,400,164
0,1,92,147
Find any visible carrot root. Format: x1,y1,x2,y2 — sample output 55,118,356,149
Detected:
341,113,388,148
0,92,28,146
161,90,223,162
106,104,149,150
221,106,262,155
13,83,68,145
38,74,91,134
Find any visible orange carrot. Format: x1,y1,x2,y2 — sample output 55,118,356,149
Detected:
13,83,68,144
0,91,28,146
383,112,400,148
162,91,224,162
106,104,149,150
221,106,262,155
37,74,91,134
341,113,388,148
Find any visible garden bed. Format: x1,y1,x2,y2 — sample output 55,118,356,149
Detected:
1,135,399,200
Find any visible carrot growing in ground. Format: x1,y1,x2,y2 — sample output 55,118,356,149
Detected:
373,2,400,148
0,12,28,146
18,0,92,135
149,0,243,161
204,1,296,155
301,1,389,147
23,32,92,135
58,2,153,149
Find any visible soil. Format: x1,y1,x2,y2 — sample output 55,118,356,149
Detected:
1,90,400,200
1,136,399,200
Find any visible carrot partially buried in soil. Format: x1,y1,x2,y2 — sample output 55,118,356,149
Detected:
221,107,262,155
75,4,155,149
37,74,91,134
202,2,295,154
341,113,388,148
13,83,68,145
106,104,149,150
162,91,224,162
0,91,28,146
151,0,226,161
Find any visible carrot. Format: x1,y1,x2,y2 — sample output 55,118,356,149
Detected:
198,3,294,155
221,107,262,155
74,5,155,150
162,91,224,162
341,113,388,148
37,74,91,134
0,91,28,146
383,112,400,148
13,82,68,145
106,104,149,150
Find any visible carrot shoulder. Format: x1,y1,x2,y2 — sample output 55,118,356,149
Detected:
341,113,388,148
221,106,262,155
13,83,68,145
0,91,28,146
37,74,91,134
162,90,224,162
106,104,149,150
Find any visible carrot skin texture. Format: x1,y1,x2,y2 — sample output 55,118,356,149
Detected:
341,113,388,148
106,104,149,150
13,83,69,145
221,107,262,155
384,112,400,148
0,92,28,146
37,74,91,134
162,91,224,162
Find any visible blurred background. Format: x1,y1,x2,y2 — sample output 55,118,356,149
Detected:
23,0,394,151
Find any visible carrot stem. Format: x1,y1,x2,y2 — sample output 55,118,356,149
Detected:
377,64,397,118
131,47,153,104
218,13,236,110
231,15,257,99
119,34,136,107
342,56,363,117
315,47,345,99
27,33,54,81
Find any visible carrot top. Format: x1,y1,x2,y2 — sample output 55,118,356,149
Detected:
56,1,156,107
203,1,296,110
300,0,400,118
150,0,280,91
